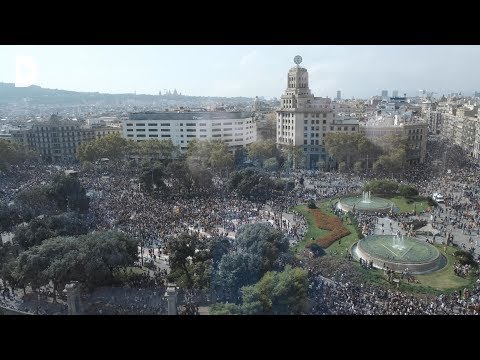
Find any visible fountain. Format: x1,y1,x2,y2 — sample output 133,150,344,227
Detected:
337,192,394,214
361,191,372,204
352,234,446,274
392,233,406,250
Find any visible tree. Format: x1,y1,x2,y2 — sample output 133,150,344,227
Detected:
77,133,133,163
166,160,193,195
214,252,259,303
234,223,291,275
364,180,399,195
228,168,276,202
186,139,233,175
0,139,33,170
247,140,276,166
11,231,138,298
13,212,88,250
138,139,179,162
47,174,89,213
263,157,279,171
166,232,210,290
241,266,308,315
209,303,242,315
139,161,167,193
398,184,419,198
325,133,382,171
282,144,306,169
16,185,58,218
353,160,364,173
372,134,408,174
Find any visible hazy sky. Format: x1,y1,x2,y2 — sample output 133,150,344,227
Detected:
1,45,479,99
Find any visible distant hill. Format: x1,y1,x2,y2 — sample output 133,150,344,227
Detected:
0,82,254,106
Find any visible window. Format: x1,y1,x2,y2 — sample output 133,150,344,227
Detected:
149,134,158,137
223,128,232,131
161,135,171,138
200,129,207,132
323,114,326,118
126,123,133,126
199,123,206,126
127,129,133,132
187,135,195,137
337,127,341,131
316,120,319,124
330,126,334,131
137,134,146,137
136,123,145,126
224,122,232,125
186,129,195,132
304,120,307,124
186,123,196,126
161,129,170,132
148,123,157,126
212,134,221,137
311,126,314,131
304,133,308,138
160,123,170,126
137,129,145,132
344,127,348,131
127,134,133,137
304,140,307,145
200,135,207,138
311,140,314,145
149,128,158,132
212,128,221,132
351,127,356,131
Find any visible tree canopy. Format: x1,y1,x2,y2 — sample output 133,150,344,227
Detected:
13,212,89,250
325,133,382,172
11,231,137,299
77,133,135,163
0,139,33,170
46,174,89,213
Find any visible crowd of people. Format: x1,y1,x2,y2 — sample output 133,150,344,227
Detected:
308,270,480,315
2,141,480,315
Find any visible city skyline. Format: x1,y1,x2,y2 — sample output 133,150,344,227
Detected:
1,45,480,99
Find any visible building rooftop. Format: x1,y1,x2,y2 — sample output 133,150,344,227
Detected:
128,111,253,121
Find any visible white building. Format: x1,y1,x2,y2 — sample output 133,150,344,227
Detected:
276,56,359,169
122,110,256,152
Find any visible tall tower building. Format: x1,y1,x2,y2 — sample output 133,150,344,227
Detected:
381,90,388,99
392,90,398,98
276,56,359,169
336,90,341,100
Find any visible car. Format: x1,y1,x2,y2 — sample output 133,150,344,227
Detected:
432,193,444,203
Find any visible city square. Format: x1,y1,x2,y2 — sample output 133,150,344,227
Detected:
1,46,480,315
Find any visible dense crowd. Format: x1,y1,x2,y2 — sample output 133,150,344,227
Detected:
2,140,480,314
308,271,480,315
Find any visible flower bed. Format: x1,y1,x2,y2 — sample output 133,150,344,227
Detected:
306,208,351,249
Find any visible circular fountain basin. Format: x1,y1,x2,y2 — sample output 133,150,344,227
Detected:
337,195,394,214
352,235,446,274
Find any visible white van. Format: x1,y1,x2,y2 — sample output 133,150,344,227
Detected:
432,193,444,203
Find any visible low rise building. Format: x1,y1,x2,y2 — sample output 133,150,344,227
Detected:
122,110,256,153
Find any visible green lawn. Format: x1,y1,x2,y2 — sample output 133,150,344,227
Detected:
388,196,431,214
293,199,360,256
292,197,477,296
354,245,477,296
292,205,328,252
405,245,477,294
